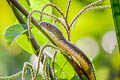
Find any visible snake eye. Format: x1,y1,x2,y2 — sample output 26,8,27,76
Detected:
45,23,49,26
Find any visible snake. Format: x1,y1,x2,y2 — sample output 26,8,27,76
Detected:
40,21,96,80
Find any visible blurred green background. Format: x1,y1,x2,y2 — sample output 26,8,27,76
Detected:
0,0,120,80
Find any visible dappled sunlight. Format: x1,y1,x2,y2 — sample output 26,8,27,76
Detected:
76,37,99,58
102,31,117,54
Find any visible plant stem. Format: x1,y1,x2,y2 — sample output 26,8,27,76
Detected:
66,0,72,20
110,0,120,51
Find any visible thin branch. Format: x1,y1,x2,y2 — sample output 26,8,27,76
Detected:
65,0,72,41
9,0,63,47
40,3,66,21
87,5,110,10
70,0,105,27
66,0,72,20
9,2,40,54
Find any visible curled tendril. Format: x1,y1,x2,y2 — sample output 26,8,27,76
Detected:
40,3,65,21
34,44,60,80
42,55,51,80
22,62,35,80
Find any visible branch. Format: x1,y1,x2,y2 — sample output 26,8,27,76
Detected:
40,3,66,21
66,0,72,20
8,0,54,79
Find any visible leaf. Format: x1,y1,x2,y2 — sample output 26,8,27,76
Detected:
15,0,52,54
16,26,49,54
4,24,26,45
55,53,75,80
110,0,120,51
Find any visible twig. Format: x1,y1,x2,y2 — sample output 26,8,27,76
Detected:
40,3,66,21
22,62,35,80
66,0,72,20
65,0,72,41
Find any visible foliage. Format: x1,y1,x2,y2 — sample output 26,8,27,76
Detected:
0,0,119,80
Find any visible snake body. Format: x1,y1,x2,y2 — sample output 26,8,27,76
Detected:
40,22,96,80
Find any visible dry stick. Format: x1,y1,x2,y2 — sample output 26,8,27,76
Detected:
0,71,22,80
70,0,105,27
40,3,69,41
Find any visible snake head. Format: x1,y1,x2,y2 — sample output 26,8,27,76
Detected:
40,21,65,40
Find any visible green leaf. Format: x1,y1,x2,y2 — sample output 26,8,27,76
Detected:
4,24,26,45
55,53,75,80
15,0,52,54
17,26,49,54
110,0,120,51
